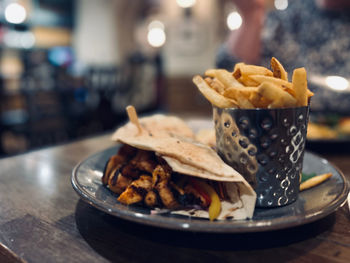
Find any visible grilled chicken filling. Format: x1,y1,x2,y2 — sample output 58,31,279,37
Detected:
118,175,153,205
102,145,225,210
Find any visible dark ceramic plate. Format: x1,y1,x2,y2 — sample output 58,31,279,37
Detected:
71,147,349,233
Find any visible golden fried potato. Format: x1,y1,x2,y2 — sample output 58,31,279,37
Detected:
205,69,244,88
258,82,297,108
193,75,238,108
194,57,313,109
233,62,245,72
270,57,288,81
235,92,255,109
211,78,226,94
292,67,308,106
223,86,259,100
236,73,260,86
249,75,292,89
282,85,296,97
300,173,333,191
249,92,271,108
233,64,273,78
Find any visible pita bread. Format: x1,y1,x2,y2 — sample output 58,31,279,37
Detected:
112,114,194,141
111,114,256,219
195,129,216,148
113,133,240,180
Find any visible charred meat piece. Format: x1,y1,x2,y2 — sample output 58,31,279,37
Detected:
183,184,210,208
156,181,179,209
152,164,171,186
119,150,157,179
102,155,125,185
121,163,140,179
102,145,137,185
156,156,173,174
152,165,179,209
144,190,158,207
108,170,133,194
117,175,152,205
130,150,158,174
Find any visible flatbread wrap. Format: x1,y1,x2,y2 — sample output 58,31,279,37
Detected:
104,113,256,220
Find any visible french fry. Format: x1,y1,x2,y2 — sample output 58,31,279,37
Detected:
206,69,244,88
233,64,273,78
193,75,238,108
249,75,292,89
195,57,314,109
211,78,226,94
249,92,271,108
270,57,288,81
282,85,296,97
205,77,225,94
204,77,213,84
223,86,259,100
237,74,260,87
292,67,308,106
300,173,333,191
233,62,245,72
235,92,255,109
258,82,297,108
232,68,241,79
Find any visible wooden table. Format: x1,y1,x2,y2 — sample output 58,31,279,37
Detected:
0,134,349,263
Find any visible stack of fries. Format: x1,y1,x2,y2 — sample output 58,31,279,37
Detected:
193,57,314,109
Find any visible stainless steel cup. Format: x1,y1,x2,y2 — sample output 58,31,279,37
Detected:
213,106,310,207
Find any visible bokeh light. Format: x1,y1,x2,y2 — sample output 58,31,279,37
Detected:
4,30,35,49
20,32,36,49
147,27,166,47
274,0,288,11
227,11,242,31
176,0,196,8
4,3,27,24
325,76,349,91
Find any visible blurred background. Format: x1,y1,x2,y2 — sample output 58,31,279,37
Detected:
0,0,349,157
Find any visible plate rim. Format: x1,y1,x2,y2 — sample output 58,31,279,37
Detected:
71,147,349,233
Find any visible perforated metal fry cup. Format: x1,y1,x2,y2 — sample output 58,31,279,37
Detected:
213,106,310,207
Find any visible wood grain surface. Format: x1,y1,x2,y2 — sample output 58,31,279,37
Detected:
0,133,349,263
